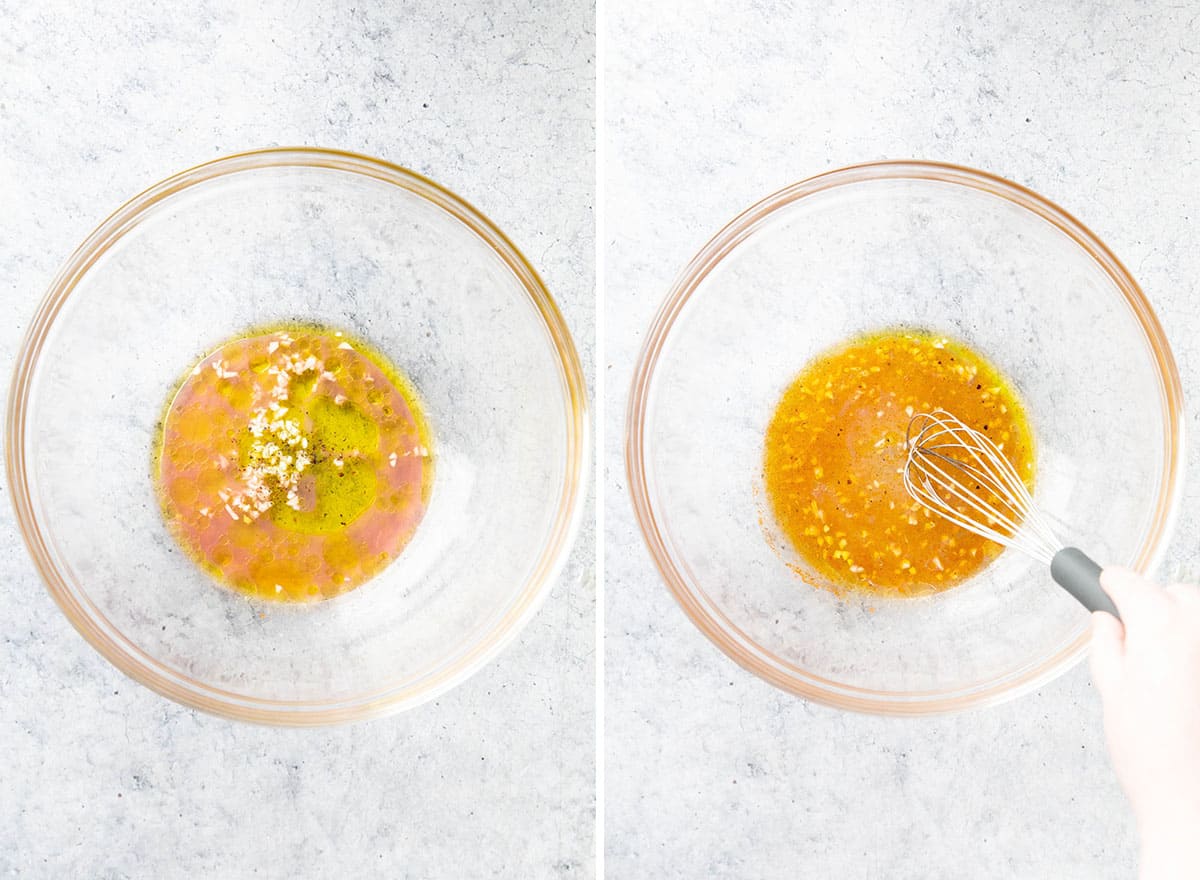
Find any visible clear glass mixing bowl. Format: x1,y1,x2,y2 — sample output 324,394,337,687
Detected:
7,148,588,724
626,160,1182,714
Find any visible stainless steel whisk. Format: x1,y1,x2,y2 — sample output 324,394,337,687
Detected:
903,409,1119,618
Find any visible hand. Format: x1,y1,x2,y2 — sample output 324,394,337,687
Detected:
1091,568,1200,878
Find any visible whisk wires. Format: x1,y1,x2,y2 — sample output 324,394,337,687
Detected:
903,410,1063,565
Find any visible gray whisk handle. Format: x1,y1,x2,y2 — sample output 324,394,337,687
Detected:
1050,547,1119,620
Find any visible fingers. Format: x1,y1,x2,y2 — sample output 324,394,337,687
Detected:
1099,567,1170,632
1089,609,1125,694
1164,582,1200,605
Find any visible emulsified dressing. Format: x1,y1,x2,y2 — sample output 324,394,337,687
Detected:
155,327,433,602
763,329,1034,596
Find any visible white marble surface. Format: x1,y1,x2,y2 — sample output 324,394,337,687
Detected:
0,2,594,877
605,2,1199,878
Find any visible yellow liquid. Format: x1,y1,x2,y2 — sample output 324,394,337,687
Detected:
155,325,434,602
763,329,1035,596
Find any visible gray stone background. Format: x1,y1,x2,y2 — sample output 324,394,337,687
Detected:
604,2,1199,878
0,2,594,877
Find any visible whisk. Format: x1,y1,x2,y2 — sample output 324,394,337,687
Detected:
903,410,1119,618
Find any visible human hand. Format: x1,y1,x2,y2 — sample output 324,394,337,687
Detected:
1091,568,1200,878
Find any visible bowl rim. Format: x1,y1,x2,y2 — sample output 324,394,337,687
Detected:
6,146,590,725
625,158,1185,716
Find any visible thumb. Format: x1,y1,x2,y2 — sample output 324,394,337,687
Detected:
1089,610,1125,697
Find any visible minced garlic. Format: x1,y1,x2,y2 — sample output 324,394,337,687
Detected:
223,350,322,520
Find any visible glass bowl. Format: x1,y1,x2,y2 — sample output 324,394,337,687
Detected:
7,148,588,725
626,160,1183,715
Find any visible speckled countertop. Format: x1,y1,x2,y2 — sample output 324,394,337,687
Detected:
0,2,594,877
605,2,1199,878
